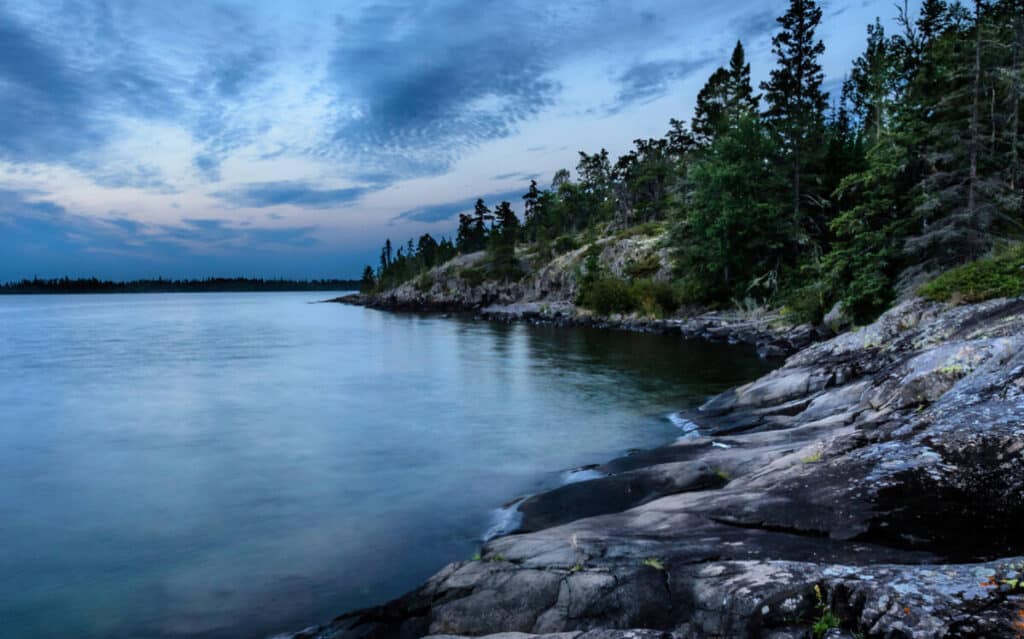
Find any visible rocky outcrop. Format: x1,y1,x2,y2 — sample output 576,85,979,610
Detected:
285,298,1024,639
336,234,819,357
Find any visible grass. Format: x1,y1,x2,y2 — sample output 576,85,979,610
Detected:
919,243,1024,303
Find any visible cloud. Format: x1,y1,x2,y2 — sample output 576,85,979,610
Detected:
605,55,718,115
213,181,377,208
492,171,542,181
391,189,527,224
322,2,561,178
0,189,323,279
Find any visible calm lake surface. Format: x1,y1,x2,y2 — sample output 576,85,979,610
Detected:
0,293,775,639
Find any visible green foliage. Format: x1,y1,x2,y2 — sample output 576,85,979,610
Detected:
576,274,680,318
642,558,665,571
553,235,579,255
616,221,667,240
811,584,841,638
577,277,637,315
673,115,793,304
624,253,663,279
812,610,841,638
459,266,488,287
918,244,1024,303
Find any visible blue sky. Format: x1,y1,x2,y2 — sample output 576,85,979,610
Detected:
0,0,918,280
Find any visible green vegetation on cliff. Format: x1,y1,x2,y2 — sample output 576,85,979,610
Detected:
362,0,1024,323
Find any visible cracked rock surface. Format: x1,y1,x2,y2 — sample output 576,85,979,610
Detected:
285,298,1024,639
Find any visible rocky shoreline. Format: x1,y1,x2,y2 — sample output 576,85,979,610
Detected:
332,293,821,358
292,296,1024,639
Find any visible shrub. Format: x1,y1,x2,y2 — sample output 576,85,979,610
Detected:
624,253,663,280
577,277,636,315
919,244,1024,303
553,235,579,255
616,221,666,240
459,266,488,287
631,278,680,316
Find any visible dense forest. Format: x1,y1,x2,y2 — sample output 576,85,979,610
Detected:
0,277,361,294
361,0,1024,324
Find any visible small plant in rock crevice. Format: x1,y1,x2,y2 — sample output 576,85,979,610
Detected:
811,584,841,638
642,557,665,571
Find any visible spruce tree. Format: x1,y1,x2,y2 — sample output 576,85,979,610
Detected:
692,41,758,145
761,0,830,223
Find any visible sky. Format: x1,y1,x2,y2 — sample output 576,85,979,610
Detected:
0,0,920,280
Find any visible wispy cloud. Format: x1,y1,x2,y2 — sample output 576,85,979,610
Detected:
213,181,378,208
392,189,527,224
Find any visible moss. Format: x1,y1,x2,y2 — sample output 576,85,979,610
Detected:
919,244,1024,303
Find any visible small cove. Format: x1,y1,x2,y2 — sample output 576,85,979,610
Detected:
0,292,776,639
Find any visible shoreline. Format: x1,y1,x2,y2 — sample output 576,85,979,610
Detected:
285,295,1024,639
329,293,823,359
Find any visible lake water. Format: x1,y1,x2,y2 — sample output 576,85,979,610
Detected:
0,293,775,639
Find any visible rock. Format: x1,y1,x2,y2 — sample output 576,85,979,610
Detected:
288,297,1024,639
823,302,851,335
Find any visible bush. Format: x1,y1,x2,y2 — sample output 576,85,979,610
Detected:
577,277,636,315
616,221,666,240
919,244,1024,303
459,266,488,287
631,279,680,316
624,253,663,279
553,235,579,255
577,277,680,317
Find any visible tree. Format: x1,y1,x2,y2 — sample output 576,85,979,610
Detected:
488,201,521,277
359,265,376,293
692,41,759,145
674,116,793,303
761,0,830,224
848,19,897,144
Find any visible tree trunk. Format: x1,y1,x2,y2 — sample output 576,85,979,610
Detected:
967,0,982,247
1012,0,1023,209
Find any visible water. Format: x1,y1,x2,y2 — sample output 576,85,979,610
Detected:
0,293,775,639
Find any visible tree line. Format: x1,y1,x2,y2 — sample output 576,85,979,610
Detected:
1,277,362,294
362,0,1024,323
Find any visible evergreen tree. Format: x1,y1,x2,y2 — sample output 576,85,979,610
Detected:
359,265,376,293
488,201,521,277
692,41,759,145
761,0,830,225
674,116,792,302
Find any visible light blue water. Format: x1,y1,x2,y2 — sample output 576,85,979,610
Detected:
0,293,774,639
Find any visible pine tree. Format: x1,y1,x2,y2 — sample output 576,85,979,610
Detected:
761,0,830,223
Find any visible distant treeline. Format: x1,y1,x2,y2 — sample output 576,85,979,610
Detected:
0,277,361,294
